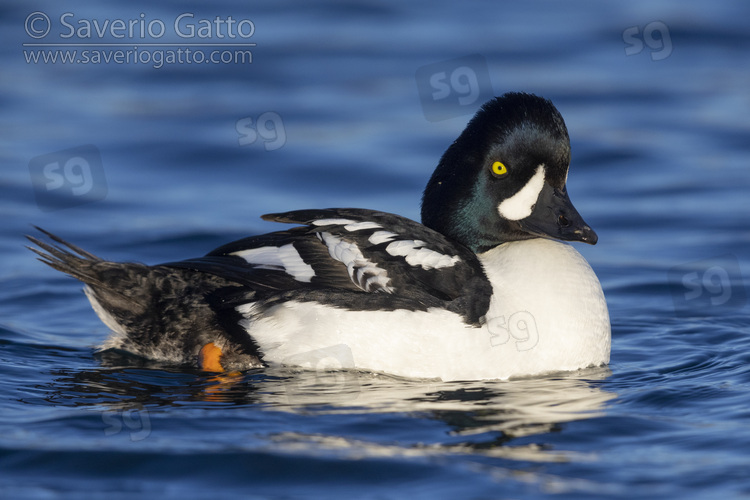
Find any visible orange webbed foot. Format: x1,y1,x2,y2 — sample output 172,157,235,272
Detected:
198,342,224,372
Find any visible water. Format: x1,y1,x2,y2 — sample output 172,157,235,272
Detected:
2,0,750,498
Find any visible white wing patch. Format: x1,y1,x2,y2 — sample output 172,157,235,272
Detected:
319,232,393,292
344,221,382,231
385,240,461,270
498,164,546,221
311,219,381,232
311,218,356,226
233,244,316,283
369,230,398,246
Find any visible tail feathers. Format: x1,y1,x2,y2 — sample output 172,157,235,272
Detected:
27,228,264,367
26,227,174,355
26,227,148,312
26,226,105,287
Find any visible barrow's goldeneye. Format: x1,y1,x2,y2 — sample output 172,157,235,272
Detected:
28,92,610,381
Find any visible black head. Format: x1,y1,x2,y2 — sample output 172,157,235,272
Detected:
420,92,597,254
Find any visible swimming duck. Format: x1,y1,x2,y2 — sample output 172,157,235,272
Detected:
28,92,610,381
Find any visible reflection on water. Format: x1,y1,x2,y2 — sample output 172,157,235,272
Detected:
31,353,615,463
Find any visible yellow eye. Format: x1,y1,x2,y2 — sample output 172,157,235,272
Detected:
491,161,508,177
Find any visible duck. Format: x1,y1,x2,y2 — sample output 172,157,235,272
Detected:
27,92,610,381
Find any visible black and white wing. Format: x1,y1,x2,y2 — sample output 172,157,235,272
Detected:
162,209,492,324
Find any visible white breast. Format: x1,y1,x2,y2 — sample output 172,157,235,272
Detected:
476,239,611,378
242,238,610,381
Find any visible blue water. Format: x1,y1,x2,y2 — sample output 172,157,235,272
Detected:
2,0,750,498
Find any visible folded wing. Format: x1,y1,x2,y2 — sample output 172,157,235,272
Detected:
162,209,493,324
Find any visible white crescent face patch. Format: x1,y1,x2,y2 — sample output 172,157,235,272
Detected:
497,165,546,221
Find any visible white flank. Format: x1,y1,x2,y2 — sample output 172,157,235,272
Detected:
385,239,461,270
233,244,315,282
369,231,398,246
320,232,393,292
497,164,546,221
233,238,610,381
